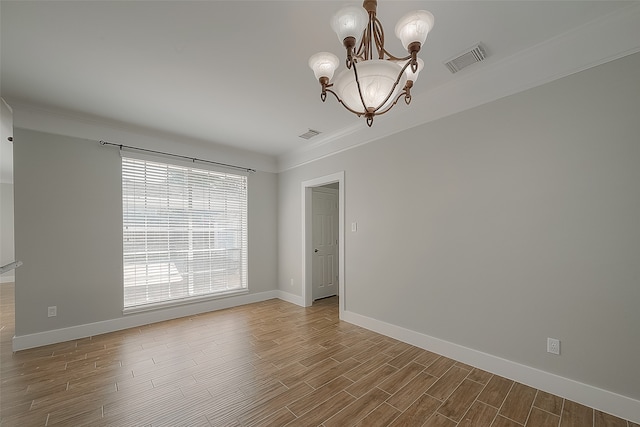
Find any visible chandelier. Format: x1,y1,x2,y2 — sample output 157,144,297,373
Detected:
309,0,434,127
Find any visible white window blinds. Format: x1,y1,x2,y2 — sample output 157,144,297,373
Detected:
122,157,248,309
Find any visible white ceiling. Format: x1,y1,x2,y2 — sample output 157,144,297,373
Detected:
1,1,639,173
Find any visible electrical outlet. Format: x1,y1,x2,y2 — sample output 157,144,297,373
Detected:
48,306,57,317
290,278,294,287
547,337,560,355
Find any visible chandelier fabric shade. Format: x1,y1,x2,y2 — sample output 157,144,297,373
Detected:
310,0,434,127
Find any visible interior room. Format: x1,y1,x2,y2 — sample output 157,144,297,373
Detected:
1,1,639,425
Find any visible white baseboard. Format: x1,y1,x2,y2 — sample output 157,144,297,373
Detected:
13,290,279,351
1,275,15,284
341,310,640,424
275,290,304,307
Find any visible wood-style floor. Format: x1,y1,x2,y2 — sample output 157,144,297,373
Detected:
1,283,637,427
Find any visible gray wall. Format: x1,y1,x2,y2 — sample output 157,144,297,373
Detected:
278,52,640,400
1,183,14,276
13,129,277,336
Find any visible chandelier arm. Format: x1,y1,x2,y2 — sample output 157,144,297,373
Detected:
383,50,412,62
352,61,394,114
355,11,374,61
364,88,409,127
370,13,410,61
354,35,367,62
352,62,372,114
363,60,411,113
371,16,386,59
343,37,358,69
399,52,419,75
375,32,413,61
398,58,412,75
365,10,376,59
372,90,410,116
354,7,413,62
323,88,366,117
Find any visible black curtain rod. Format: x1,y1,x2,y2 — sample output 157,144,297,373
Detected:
99,140,256,173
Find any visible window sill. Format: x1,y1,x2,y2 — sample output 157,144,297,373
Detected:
122,289,249,315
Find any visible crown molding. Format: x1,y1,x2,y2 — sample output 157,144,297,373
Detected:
8,101,279,174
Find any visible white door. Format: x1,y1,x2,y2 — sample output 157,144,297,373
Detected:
312,187,338,300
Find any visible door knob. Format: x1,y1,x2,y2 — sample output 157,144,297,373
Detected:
314,249,319,253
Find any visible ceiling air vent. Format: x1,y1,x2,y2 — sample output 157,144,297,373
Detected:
444,44,487,74
299,129,321,140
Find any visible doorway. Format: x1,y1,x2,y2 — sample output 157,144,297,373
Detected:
312,185,338,301
301,172,345,318
1,98,15,351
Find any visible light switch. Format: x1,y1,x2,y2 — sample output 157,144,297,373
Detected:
351,222,357,232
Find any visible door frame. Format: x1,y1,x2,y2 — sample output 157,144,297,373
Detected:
301,171,345,318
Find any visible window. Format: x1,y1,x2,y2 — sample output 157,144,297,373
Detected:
122,156,248,310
